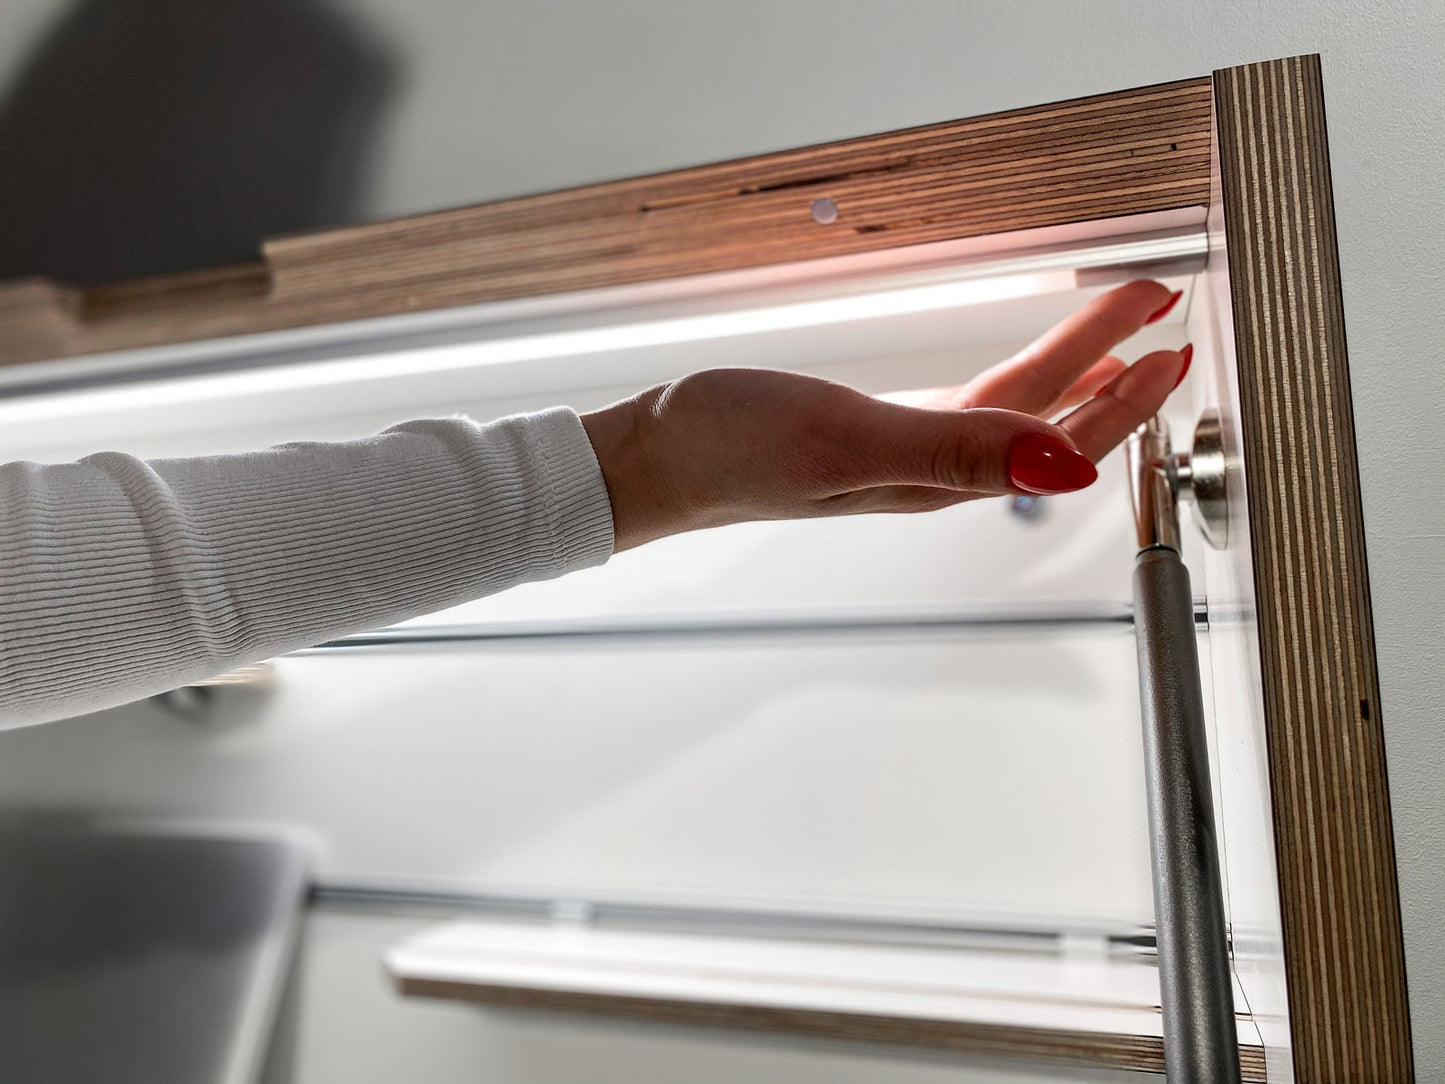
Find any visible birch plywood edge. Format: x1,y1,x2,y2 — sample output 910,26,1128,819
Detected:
384,920,1269,1081
0,77,1210,366
1213,54,1413,1083
395,973,1266,1082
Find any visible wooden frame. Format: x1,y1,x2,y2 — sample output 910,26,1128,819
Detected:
0,54,1411,1083
1212,55,1412,1082
0,77,1211,365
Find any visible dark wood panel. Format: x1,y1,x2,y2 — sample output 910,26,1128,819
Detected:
1213,54,1413,1083
0,78,1211,366
397,974,1267,1082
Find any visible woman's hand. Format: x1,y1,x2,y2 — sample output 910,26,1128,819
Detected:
581,279,1189,552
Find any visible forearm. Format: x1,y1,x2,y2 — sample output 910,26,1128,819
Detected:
0,408,614,729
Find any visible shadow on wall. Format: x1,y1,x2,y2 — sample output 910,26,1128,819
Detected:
0,0,396,286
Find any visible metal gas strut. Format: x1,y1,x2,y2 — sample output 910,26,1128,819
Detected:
1126,411,1241,1084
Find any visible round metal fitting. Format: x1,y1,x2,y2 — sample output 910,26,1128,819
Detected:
1181,408,1229,550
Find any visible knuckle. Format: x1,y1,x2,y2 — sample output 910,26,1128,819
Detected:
929,426,991,490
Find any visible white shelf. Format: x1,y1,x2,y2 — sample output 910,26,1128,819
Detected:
386,919,1264,1078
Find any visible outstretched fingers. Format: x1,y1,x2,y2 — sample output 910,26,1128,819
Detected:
837,344,1186,513
834,399,1097,498
1059,348,1188,461
1052,354,1129,413
960,280,1179,416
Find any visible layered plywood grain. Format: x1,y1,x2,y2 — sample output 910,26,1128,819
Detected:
0,78,1211,365
1214,54,1414,1083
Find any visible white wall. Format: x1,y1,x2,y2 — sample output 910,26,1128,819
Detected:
309,3,1440,1074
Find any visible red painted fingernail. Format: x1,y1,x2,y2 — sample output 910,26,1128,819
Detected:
1172,342,1194,389
1146,289,1184,325
1008,433,1099,495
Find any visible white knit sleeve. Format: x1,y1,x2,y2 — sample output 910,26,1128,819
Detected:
0,407,615,729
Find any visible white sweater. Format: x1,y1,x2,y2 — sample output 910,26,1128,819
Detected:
0,408,616,729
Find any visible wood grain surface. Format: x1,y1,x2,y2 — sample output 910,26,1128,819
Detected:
396,973,1268,1082
1214,54,1413,1083
0,77,1211,365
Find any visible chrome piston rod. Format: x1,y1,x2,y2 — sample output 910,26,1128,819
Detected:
1127,415,1241,1084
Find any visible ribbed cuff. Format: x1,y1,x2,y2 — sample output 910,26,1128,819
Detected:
512,407,616,574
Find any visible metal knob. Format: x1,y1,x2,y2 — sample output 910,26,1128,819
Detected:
1176,409,1229,550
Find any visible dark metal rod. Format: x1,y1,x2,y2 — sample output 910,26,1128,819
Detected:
299,603,1206,653
309,880,1151,953
1133,544,1241,1084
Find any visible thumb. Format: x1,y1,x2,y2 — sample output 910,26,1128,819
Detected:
858,404,1098,496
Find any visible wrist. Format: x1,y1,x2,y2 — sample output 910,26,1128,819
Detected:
580,390,683,552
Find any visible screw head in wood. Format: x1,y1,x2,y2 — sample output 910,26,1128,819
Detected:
810,197,839,224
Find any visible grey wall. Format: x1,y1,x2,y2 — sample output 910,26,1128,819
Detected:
2,0,1440,1077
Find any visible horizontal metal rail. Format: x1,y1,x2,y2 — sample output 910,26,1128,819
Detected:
0,227,1207,402
163,601,1209,710
310,879,1154,955
300,602,1208,653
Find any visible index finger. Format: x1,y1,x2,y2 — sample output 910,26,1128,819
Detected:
961,280,1179,416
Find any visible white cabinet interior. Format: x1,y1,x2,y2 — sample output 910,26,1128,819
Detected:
0,216,1203,925
0,212,1264,1075
0,627,1158,926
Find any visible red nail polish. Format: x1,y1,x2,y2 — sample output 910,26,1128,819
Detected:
1008,433,1099,495
1172,342,1193,389
1146,289,1184,325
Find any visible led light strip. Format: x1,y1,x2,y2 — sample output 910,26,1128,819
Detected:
0,228,1205,425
